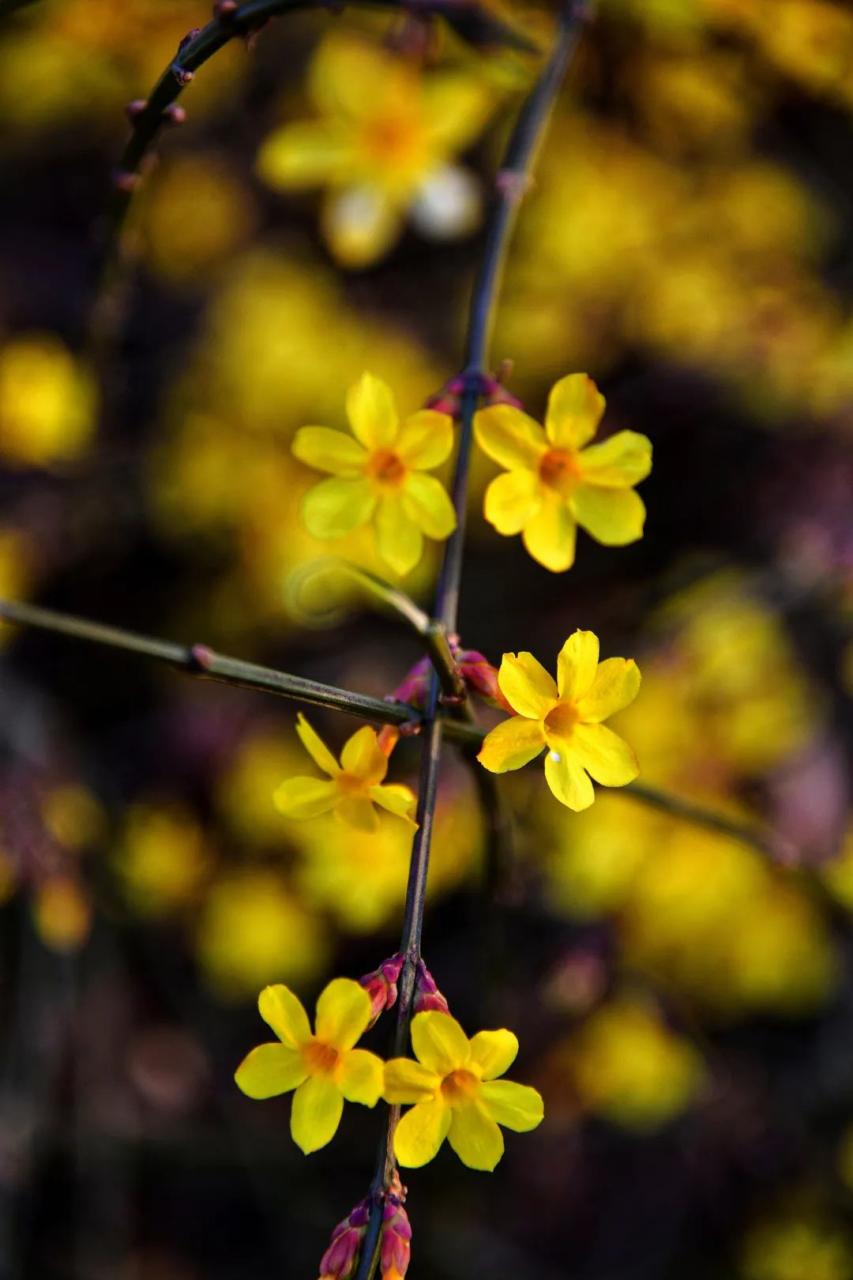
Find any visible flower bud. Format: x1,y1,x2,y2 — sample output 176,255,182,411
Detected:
360,953,405,1025
318,1198,370,1280
413,959,449,1015
390,656,431,709
455,648,514,712
381,1186,412,1280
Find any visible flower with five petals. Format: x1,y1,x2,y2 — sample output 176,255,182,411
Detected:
474,373,652,572
256,33,496,267
275,713,417,832
478,630,641,811
235,979,384,1153
383,1010,544,1171
293,372,456,577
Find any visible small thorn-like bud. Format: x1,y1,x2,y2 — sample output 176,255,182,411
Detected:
496,168,533,204
317,1198,370,1280
113,169,141,194
413,959,449,1015
380,1174,412,1280
163,104,187,126
125,99,148,122
360,953,405,1026
214,0,239,17
188,644,215,672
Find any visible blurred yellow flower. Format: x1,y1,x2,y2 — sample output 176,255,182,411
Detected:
384,1011,543,1171
116,803,211,917
475,373,651,571
257,33,496,266
235,979,383,1154
479,630,641,811
33,875,91,952
0,334,96,467
293,372,456,577
741,1214,852,1280
275,713,416,832
142,152,254,284
196,871,328,998
568,995,703,1131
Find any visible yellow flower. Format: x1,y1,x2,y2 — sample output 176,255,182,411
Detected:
293,372,456,577
257,33,496,266
384,1010,543,1171
474,373,652,572
478,630,641,811
0,334,96,467
274,713,417,832
235,979,384,1154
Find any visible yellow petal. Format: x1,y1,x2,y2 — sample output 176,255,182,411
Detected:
296,713,340,776
545,373,605,450
411,1010,469,1074
315,977,372,1050
543,749,595,811
477,716,546,773
579,430,652,488
235,1043,308,1099
468,1029,519,1080
576,657,641,723
323,187,402,269
480,1080,544,1132
498,652,558,719
290,1075,344,1154
308,34,392,121
302,476,375,539
375,496,423,576
340,725,387,784
338,1048,384,1106
394,1098,451,1167
571,485,646,546
483,470,541,535
369,783,417,823
421,75,495,151
292,426,367,476
396,410,455,469
556,630,600,702
258,984,312,1047
401,473,457,540
256,122,350,190
474,404,547,471
447,1102,504,1171
521,497,577,572
384,1057,440,1104
570,722,638,787
346,372,398,449
336,795,379,832
274,776,338,820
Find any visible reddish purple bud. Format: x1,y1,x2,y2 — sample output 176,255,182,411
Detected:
390,656,431,709
214,0,239,17
113,169,141,194
360,954,405,1025
125,99,148,122
413,960,449,1016
163,104,187,126
455,648,514,712
318,1198,370,1280
381,1190,412,1280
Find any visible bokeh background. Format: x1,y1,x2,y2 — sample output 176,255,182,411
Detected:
2,0,853,1276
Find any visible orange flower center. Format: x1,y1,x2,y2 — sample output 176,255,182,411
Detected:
544,701,579,741
440,1069,480,1106
337,771,367,796
366,448,407,490
538,448,581,497
302,1038,341,1076
362,114,424,169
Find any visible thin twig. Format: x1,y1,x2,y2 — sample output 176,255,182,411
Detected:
0,597,479,746
0,596,789,863
354,5,594,1276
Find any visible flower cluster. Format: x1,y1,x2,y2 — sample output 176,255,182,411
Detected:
235,977,543,1171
